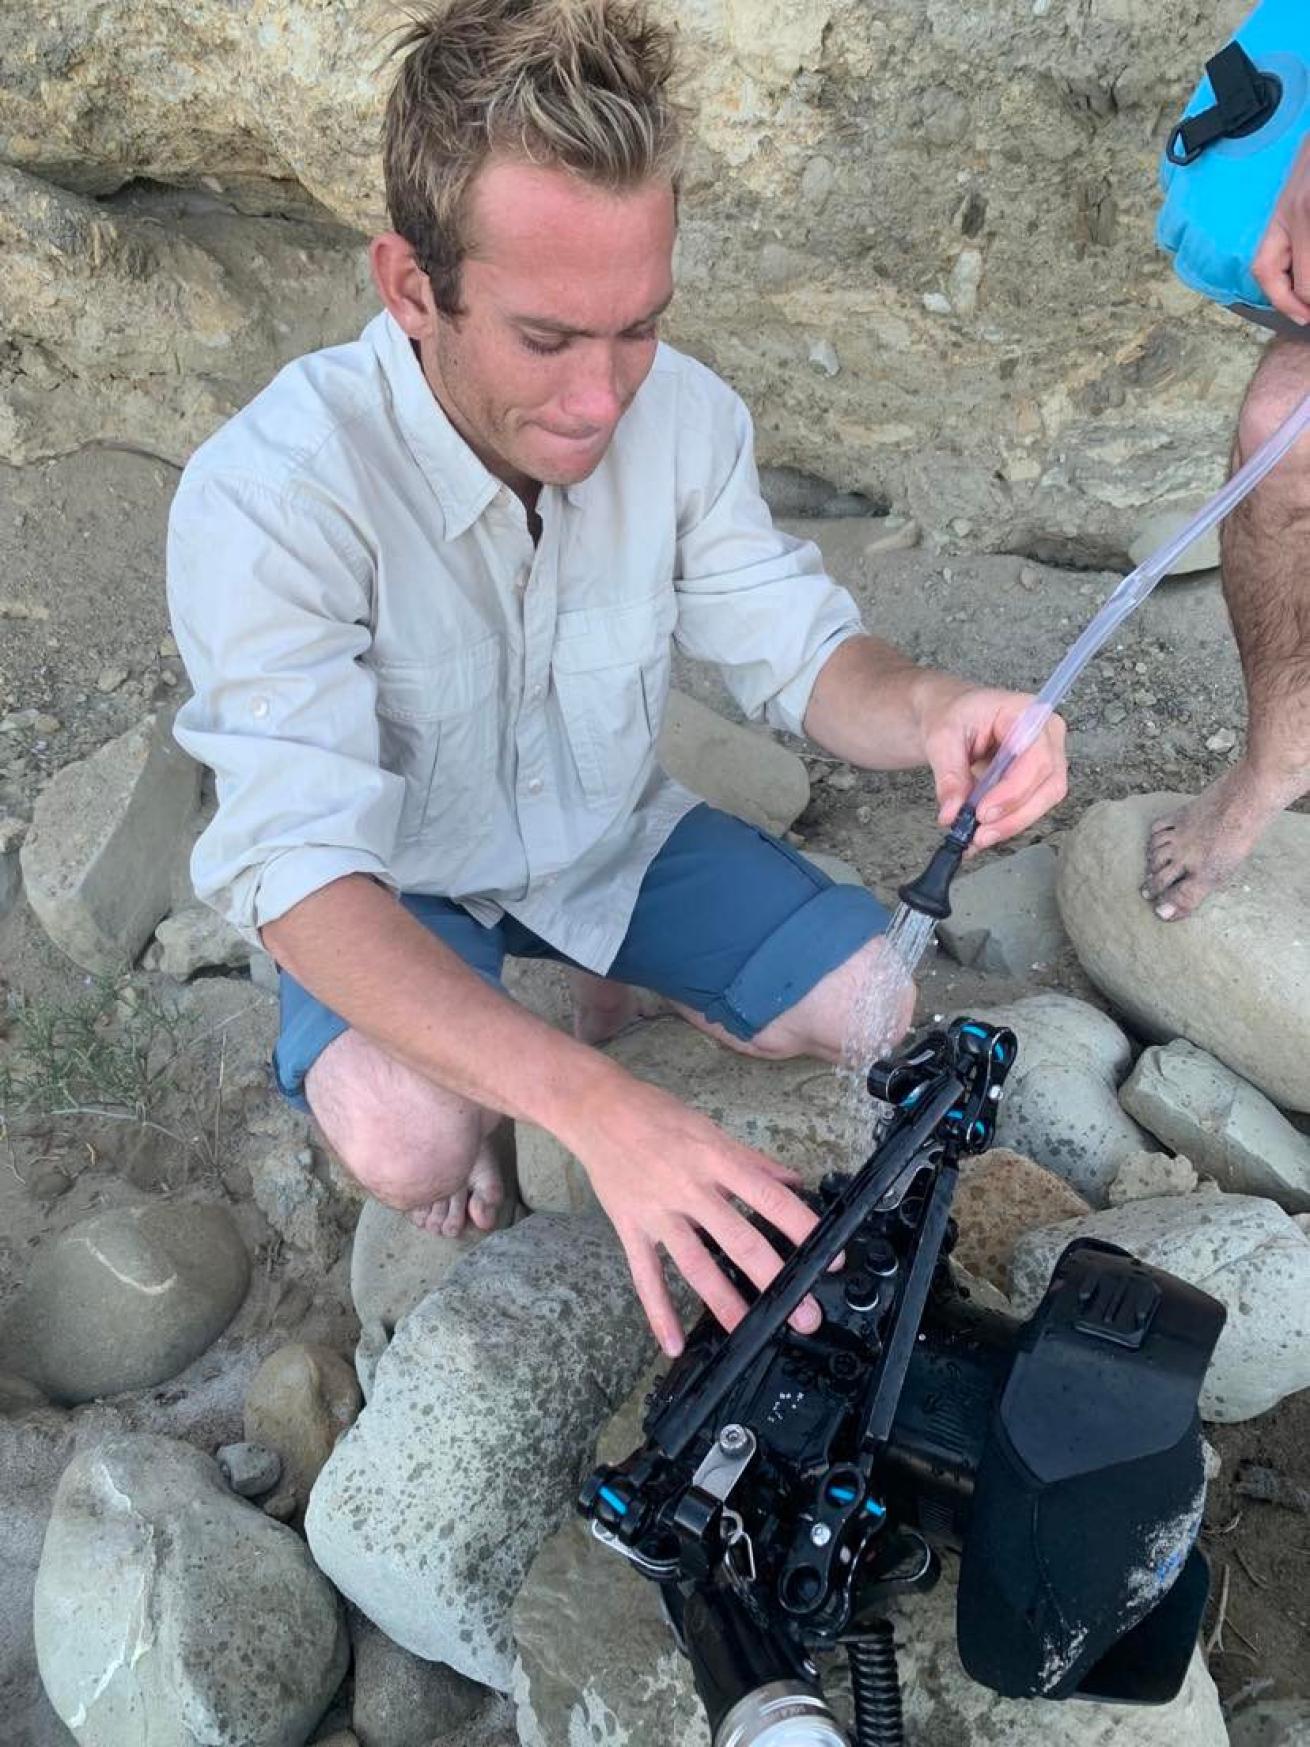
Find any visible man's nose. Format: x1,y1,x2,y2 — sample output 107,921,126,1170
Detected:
563,344,625,427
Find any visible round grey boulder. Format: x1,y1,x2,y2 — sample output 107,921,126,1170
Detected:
0,1202,249,1403
34,1433,347,1746
961,994,1153,1204
1057,795,1310,1113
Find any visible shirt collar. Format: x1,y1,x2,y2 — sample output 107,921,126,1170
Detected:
368,309,501,540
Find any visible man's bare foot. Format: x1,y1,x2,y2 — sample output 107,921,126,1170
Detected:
405,1137,505,1238
567,969,670,1045
1142,763,1297,920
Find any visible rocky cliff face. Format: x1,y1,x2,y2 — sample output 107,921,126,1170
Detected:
0,0,1260,555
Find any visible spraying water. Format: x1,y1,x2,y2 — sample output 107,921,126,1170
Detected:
837,389,1310,1158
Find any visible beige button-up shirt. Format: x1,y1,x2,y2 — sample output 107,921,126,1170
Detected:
167,309,865,971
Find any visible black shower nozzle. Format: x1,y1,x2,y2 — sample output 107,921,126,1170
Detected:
897,805,980,921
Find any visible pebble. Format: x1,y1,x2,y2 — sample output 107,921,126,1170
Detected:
785,829,806,846
216,1441,283,1498
262,1488,298,1522
922,291,953,315
826,768,857,791
33,714,60,733
856,804,873,824
808,338,841,377
95,667,128,693
158,634,178,658
1017,564,1040,589
1205,727,1238,753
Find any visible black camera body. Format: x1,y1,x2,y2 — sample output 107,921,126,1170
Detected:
580,1020,1226,1747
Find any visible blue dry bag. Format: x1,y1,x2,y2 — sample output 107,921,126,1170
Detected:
1157,0,1310,316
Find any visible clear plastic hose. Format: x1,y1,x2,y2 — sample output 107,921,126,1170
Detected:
967,389,1310,812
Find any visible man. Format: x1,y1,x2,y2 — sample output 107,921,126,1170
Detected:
167,0,1066,1357
1145,132,1310,920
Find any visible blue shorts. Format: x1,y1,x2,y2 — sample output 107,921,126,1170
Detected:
272,804,889,1113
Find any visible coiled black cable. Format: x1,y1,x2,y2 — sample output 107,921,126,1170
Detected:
848,1621,904,1747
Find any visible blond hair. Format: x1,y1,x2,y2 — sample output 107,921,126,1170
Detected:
383,0,685,315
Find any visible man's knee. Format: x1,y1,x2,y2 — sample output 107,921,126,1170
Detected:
749,934,914,1064
304,1031,486,1206
1238,341,1310,474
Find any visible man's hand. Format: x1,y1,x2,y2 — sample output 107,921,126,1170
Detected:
914,676,1068,850
560,1071,826,1358
1253,135,1310,327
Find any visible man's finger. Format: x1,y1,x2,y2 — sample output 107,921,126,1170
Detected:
623,1231,686,1357
1291,215,1310,321
663,1224,750,1334
698,1199,822,1335
975,767,1068,848
716,1153,820,1252
1254,223,1310,324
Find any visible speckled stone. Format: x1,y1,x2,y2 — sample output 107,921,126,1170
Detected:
34,1433,347,1745
953,1148,1090,1293
306,1214,654,1691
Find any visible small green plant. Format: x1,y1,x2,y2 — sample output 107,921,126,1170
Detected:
0,976,195,1118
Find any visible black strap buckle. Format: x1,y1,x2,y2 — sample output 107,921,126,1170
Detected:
1167,42,1282,167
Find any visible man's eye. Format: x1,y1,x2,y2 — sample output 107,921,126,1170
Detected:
521,334,568,356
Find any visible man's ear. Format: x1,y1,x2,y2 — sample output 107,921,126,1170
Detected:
369,233,435,341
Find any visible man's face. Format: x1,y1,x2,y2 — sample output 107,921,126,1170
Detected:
418,160,676,492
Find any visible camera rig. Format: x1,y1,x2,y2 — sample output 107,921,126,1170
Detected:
580,1019,1227,1747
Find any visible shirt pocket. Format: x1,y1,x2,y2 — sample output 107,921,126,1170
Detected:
372,636,500,847
551,590,677,809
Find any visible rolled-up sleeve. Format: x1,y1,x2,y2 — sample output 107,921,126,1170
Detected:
167,472,404,943
672,371,866,737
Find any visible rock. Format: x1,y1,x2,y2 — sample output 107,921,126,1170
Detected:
1057,795,1310,1113
306,1214,655,1690
952,1148,1091,1293
938,842,1068,974
0,1372,50,1414
1120,1041,1310,1214
516,1016,876,1215
215,1440,282,1498
0,1202,249,1404
1009,1191,1310,1422
244,1343,362,1519
863,514,921,555
350,1200,503,1400
19,713,200,973
34,1433,347,1746
1127,509,1220,576
1227,1701,1310,1747
350,1612,486,1747
0,810,26,919
515,1463,1226,1747
1108,1149,1199,1205
150,902,248,978
0,1405,88,1746
656,692,809,836
957,994,1154,1205
249,1143,341,1267
0,164,377,466
799,848,864,885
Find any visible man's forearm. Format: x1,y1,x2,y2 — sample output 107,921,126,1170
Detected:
802,633,968,768
260,874,624,1142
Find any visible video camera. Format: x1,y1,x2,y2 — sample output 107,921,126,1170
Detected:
580,1019,1226,1747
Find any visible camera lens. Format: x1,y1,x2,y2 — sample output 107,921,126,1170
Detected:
715,1682,848,1747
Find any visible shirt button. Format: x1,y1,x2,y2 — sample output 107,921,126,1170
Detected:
526,776,544,794
529,683,544,702
515,567,530,590
250,696,269,718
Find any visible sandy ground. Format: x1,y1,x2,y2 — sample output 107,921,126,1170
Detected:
0,444,1305,1732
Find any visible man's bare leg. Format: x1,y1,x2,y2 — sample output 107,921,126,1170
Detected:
1144,339,1310,920
667,933,914,1066
305,1028,505,1237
